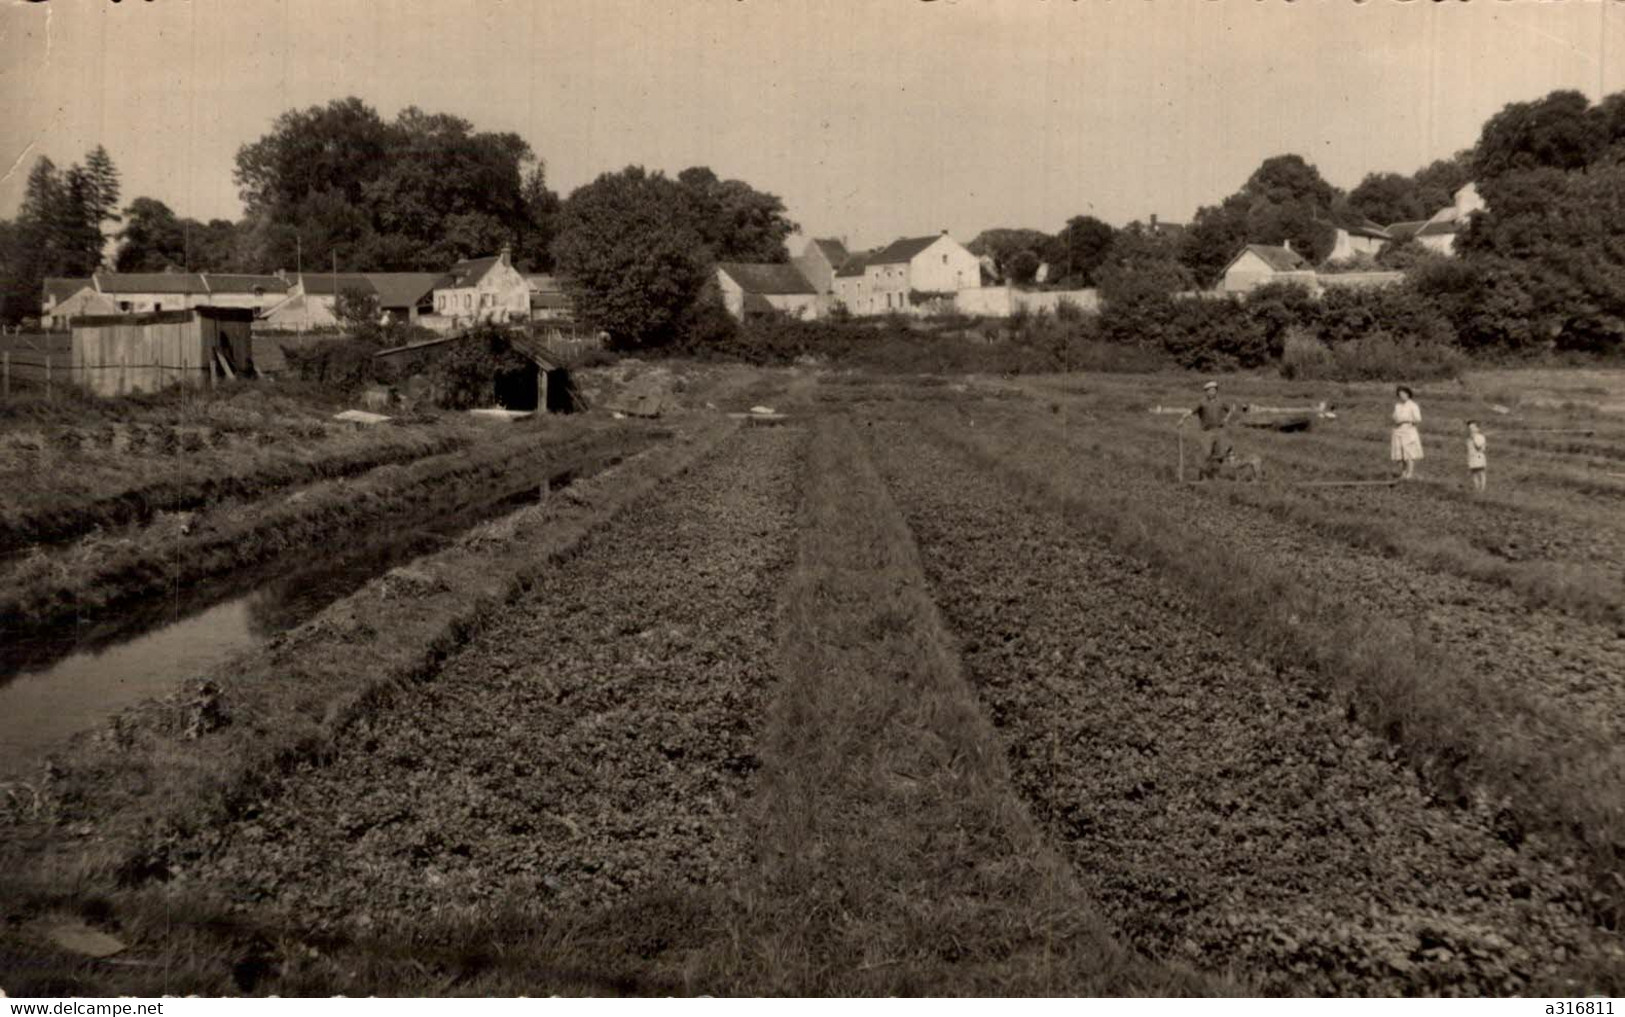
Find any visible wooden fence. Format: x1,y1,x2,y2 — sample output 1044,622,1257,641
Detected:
0,334,73,397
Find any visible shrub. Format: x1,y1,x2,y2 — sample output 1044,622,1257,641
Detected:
283,338,386,393
428,326,536,410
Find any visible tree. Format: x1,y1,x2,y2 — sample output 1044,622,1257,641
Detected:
116,197,188,271
967,228,1051,282
514,162,561,272
233,98,544,272
82,145,122,238
1005,249,1042,285
1180,154,1343,285
335,285,383,342
1348,172,1428,225
1474,90,1599,181
1460,164,1625,352
676,166,797,263
0,151,119,322
1043,216,1116,287
1098,224,1193,305
553,167,708,348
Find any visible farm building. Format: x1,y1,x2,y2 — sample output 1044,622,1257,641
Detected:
791,238,850,298
837,232,983,315
44,282,117,328
715,263,820,321
368,273,446,325
93,272,209,314
71,308,257,397
1324,220,1392,264
1219,244,1316,294
374,330,581,413
526,274,575,322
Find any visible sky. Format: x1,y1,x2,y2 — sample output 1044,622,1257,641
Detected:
1,0,1621,252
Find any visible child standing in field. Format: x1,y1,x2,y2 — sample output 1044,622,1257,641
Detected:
1466,420,1487,493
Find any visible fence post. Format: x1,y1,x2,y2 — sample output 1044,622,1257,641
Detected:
45,357,52,400
2,351,8,398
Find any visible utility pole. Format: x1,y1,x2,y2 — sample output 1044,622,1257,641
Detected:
296,235,303,340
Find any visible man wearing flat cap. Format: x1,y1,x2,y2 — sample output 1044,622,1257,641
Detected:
1181,380,1236,465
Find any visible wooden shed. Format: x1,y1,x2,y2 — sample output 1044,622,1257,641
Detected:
72,308,257,397
374,330,583,413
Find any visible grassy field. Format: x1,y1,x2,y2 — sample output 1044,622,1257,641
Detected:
2,365,1623,996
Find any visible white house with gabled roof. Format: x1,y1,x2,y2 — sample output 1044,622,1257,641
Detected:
432,244,530,324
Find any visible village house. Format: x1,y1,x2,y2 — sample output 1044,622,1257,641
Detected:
791,238,850,298
1218,243,1316,294
92,272,210,314
857,232,982,315
715,262,819,321
257,272,378,330
1324,220,1392,264
833,253,874,314
41,278,114,329
1380,183,1485,257
432,245,530,324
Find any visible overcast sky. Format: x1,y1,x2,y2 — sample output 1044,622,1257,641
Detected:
1,0,1619,251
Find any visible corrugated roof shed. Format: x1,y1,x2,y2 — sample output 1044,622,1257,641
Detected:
717,262,816,295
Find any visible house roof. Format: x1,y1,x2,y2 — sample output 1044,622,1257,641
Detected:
45,277,92,302
1232,244,1311,273
717,262,816,295
870,234,948,266
1416,219,1464,237
94,272,208,294
446,256,500,287
835,252,874,279
1339,219,1392,241
525,273,562,291
366,273,449,308
808,238,850,266
296,273,377,297
204,274,290,295
1385,220,1428,242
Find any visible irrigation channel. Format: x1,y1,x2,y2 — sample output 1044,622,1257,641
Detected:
0,447,642,774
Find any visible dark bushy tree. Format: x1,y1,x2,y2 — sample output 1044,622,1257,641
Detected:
553,167,708,348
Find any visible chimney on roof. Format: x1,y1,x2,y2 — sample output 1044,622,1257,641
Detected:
499,243,512,267
1149,213,1159,231
1282,239,1293,254
941,229,948,235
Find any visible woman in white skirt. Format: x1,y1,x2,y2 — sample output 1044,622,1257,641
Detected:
1391,385,1423,480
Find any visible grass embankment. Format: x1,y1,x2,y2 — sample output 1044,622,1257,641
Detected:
917,405,1625,933
695,415,1214,995
0,418,662,634
0,415,739,995
0,388,479,554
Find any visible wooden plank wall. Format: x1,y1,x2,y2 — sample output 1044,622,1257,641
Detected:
72,318,208,397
